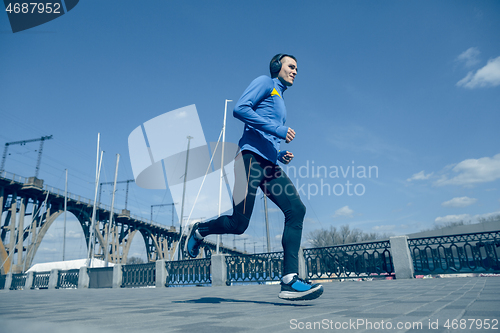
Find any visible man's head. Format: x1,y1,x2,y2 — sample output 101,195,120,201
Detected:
270,54,298,86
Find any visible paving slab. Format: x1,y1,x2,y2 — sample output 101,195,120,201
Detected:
0,277,499,332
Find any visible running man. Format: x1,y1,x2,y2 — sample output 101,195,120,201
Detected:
184,54,323,301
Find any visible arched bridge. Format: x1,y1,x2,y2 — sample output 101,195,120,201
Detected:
0,171,243,274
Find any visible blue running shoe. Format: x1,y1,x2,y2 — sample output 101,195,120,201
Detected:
184,222,203,258
278,275,323,301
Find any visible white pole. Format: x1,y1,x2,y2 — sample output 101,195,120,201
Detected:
216,99,232,254
63,169,68,261
87,133,103,268
178,136,193,260
105,154,120,267
264,195,271,252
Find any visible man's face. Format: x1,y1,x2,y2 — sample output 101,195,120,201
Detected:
278,57,298,87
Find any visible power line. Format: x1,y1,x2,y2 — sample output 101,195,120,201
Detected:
1,135,53,177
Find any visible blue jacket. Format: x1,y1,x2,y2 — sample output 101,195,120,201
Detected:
233,76,289,165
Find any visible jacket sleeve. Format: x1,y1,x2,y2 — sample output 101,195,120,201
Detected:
233,76,288,140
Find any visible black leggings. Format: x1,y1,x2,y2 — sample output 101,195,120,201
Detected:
198,150,305,275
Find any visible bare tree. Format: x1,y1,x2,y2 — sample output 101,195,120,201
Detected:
126,257,145,265
478,214,500,224
307,224,391,248
421,214,500,232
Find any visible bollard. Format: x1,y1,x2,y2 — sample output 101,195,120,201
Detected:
211,254,228,287
24,271,34,290
48,269,59,289
112,264,122,288
155,260,168,288
389,236,414,279
5,272,13,290
78,266,89,289
298,247,307,279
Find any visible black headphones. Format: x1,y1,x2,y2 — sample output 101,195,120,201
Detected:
270,54,286,77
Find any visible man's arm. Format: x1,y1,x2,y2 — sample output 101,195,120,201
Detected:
233,76,289,139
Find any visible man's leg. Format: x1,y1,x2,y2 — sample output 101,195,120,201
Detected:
184,152,265,258
262,166,323,301
199,152,265,236
261,166,305,275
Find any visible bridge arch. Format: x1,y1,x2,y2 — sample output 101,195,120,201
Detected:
25,205,93,269
136,227,162,262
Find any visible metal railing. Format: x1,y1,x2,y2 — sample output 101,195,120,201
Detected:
122,263,156,288
2,231,499,291
32,271,50,289
10,273,26,290
226,252,284,285
58,269,79,288
0,171,28,184
166,259,211,286
0,170,167,229
303,240,394,280
409,231,500,275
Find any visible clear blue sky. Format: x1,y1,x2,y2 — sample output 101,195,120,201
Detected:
1,1,499,264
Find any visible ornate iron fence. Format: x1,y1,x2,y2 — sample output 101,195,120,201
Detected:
303,241,394,280
409,231,500,275
226,252,284,285
122,263,156,288
58,269,79,288
166,258,211,286
0,274,6,289
10,273,27,290
32,271,50,289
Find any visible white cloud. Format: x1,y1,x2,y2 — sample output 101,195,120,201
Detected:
434,154,500,186
435,214,471,224
407,170,433,182
441,196,477,208
457,56,500,88
456,47,481,67
333,206,354,218
435,211,500,224
372,225,395,232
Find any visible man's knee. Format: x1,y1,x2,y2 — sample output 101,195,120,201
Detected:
234,224,248,235
291,201,306,220
229,213,250,235
284,201,305,230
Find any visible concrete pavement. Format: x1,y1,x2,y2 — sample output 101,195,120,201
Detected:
1,277,499,332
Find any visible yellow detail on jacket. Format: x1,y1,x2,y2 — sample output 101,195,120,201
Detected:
270,88,282,99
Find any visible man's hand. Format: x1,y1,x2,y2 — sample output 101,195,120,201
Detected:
285,128,296,143
279,151,294,164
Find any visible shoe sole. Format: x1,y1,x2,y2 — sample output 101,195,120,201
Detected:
278,285,324,301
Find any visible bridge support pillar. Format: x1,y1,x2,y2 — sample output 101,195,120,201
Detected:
48,269,59,289
78,267,89,289
155,260,167,288
211,254,228,287
390,236,414,279
112,264,122,288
